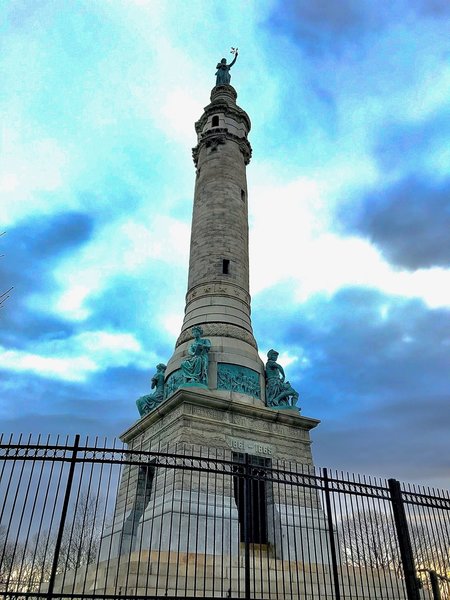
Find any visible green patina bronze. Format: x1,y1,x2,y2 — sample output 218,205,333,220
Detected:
215,49,238,86
136,363,167,417
217,363,260,398
265,349,300,410
181,326,211,386
164,369,184,399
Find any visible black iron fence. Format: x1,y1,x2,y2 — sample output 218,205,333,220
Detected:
0,434,449,600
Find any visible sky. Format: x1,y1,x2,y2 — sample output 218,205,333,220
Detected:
1,0,449,490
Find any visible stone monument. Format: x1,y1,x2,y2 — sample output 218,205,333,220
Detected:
51,53,418,600
98,49,327,585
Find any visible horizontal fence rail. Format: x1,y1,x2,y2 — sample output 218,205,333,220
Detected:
0,434,449,600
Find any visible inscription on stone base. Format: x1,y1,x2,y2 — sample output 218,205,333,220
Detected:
228,437,273,456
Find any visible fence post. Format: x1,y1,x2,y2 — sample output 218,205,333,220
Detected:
429,571,442,600
388,478,421,600
323,468,341,600
243,453,251,600
46,434,80,600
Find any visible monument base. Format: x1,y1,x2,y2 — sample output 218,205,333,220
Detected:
63,393,422,598
99,388,324,563
53,549,419,599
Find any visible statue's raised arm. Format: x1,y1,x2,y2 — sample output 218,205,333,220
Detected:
215,48,238,86
229,49,238,68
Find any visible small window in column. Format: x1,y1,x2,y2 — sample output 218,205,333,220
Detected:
212,115,219,127
222,259,230,274
241,189,246,202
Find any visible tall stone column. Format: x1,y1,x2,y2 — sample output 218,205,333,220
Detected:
101,78,323,572
165,84,265,403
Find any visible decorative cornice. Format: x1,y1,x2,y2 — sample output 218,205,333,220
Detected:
195,104,251,135
176,322,258,349
120,387,320,444
192,129,252,166
185,281,251,306
210,84,237,103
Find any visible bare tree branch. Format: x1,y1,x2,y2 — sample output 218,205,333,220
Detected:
0,232,12,307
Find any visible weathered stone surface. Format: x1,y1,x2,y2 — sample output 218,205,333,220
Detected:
59,547,417,599
122,387,320,459
165,82,263,394
177,321,257,347
97,388,324,566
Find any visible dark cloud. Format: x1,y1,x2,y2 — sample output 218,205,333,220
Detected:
266,0,450,55
2,280,449,487
0,312,76,352
374,110,450,175
0,223,180,440
337,108,450,270
267,0,382,54
84,268,184,355
340,176,450,270
413,0,450,16
313,403,450,485
253,285,450,485
1,210,94,292
33,212,94,258
0,364,146,439
0,212,94,348
88,365,152,420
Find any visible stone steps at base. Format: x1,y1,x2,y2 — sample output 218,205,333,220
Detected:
58,575,408,600
52,551,419,600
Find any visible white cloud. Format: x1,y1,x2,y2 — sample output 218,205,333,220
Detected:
161,313,184,339
0,349,96,382
52,215,190,319
76,331,141,355
249,176,450,309
159,87,203,145
55,286,92,321
0,127,70,226
259,349,299,370
0,331,143,382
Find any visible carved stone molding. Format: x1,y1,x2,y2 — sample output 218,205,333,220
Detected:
191,406,225,421
204,129,227,150
238,137,252,165
139,407,309,444
210,84,238,103
186,282,251,306
176,322,258,349
194,85,251,135
192,130,252,166
139,405,185,441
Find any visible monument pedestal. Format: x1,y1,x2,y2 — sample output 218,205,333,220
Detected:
122,386,319,459
100,387,324,564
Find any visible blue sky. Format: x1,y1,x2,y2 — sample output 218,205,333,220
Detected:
1,0,449,489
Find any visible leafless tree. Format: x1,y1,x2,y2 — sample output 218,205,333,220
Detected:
58,492,104,571
0,493,105,594
0,526,27,592
0,232,13,307
338,508,403,575
338,508,450,596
